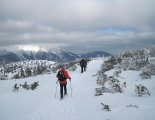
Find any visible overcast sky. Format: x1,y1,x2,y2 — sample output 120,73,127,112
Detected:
0,0,155,54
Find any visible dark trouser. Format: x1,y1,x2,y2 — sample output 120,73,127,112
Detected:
60,83,67,98
81,66,86,73
81,66,84,73
84,66,86,71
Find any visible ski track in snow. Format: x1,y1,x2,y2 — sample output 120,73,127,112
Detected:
28,59,103,120
29,98,76,120
1,58,155,120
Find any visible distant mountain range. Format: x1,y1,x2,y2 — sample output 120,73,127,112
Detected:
0,48,112,65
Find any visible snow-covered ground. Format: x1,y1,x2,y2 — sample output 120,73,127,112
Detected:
0,58,155,120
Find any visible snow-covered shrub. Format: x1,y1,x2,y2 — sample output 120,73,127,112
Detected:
112,83,123,93
0,67,8,80
123,82,127,87
95,87,111,96
13,81,39,92
113,70,121,77
0,74,8,80
95,87,104,96
102,62,114,72
149,47,155,57
145,63,155,75
12,83,19,92
68,64,78,71
96,56,123,95
108,76,123,93
0,60,55,80
96,56,120,90
13,73,20,79
20,82,29,90
126,104,139,108
108,76,119,84
135,84,150,96
51,63,61,73
140,61,155,79
116,57,136,70
96,71,108,86
45,68,51,74
95,75,123,95
101,56,120,72
101,103,111,111
30,81,39,90
116,50,149,71
140,71,151,79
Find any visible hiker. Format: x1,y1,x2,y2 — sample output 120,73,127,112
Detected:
56,65,71,99
80,59,87,73
83,59,87,72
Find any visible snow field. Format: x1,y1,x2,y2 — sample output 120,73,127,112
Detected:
0,58,155,120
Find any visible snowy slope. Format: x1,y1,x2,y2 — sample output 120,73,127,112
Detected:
0,58,155,120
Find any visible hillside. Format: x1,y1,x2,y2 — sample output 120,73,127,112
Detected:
0,48,111,65
0,56,155,120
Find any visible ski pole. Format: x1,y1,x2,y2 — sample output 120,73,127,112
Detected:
54,82,58,98
70,81,72,98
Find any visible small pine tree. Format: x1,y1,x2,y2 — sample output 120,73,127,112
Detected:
20,68,25,78
25,67,32,77
135,84,150,96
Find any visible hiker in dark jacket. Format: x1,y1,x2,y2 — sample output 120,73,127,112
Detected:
56,66,71,99
83,59,87,72
80,59,87,73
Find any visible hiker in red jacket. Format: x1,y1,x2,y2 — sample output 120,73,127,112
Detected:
56,65,71,99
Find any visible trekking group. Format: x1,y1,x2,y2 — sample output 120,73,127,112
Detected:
56,59,87,100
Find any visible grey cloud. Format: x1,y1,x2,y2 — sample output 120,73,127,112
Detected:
0,0,155,53
1,0,155,30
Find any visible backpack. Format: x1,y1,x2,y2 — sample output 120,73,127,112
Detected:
57,71,66,81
